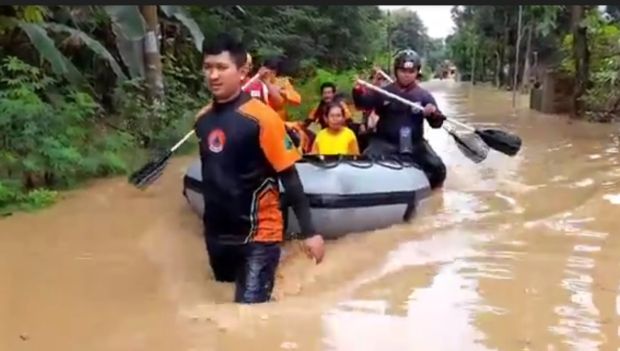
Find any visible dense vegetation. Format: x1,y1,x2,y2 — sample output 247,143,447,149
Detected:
446,5,620,121
0,5,618,214
0,5,440,214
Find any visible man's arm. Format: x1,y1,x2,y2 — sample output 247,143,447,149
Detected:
280,78,302,106
278,166,316,238
265,81,285,108
422,91,444,129
303,106,318,128
351,84,381,111
256,106,318,238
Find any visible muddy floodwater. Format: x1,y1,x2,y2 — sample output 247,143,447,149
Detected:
1,81,620,351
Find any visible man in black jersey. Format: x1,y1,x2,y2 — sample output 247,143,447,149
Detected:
195,33,325,304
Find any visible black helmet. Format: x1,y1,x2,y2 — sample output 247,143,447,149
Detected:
393,49,422,71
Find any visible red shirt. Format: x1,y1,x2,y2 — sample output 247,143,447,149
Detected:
242,79,270,105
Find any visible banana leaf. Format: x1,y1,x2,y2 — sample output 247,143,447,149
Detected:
103,6,145,78
41,22,128,82
11,19,85,86
160,5,204,52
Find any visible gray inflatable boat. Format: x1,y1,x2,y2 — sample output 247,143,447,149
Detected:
182,155,432,240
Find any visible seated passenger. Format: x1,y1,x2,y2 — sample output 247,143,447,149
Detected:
304,82,352,130
311,102,359,156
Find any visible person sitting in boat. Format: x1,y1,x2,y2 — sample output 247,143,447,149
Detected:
311,102,359,156
195,33,324,304
351,49,447,189
304,82,353,130
357,68,387,150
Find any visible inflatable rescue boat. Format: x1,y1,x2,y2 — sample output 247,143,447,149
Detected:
182,155,432,240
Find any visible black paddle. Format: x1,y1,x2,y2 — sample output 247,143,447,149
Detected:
128,73,261,189
372,70,490,163
356,78,523,158
128,130,193,189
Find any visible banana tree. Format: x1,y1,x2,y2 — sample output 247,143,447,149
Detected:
1,6,127,88
103,5,205,100
2,5,206,98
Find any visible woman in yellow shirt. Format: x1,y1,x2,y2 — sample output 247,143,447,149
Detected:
311,102,360,155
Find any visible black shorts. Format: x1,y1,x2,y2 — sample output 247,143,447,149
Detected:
205,236,281,304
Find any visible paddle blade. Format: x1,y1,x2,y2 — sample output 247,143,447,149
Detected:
446,127,489,164
128,151,172,189
476,129,522,156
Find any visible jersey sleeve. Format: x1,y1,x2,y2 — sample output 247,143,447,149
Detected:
252,104,301,172
352,84,381,111
281,78,302,106
421,90,444,128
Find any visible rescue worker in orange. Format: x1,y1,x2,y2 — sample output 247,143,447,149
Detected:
258,56,302,122
195,33,325,304
242,54,310,153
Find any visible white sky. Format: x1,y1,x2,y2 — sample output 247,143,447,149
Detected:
379,6,455,39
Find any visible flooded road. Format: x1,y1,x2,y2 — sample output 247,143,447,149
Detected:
1,81,619,351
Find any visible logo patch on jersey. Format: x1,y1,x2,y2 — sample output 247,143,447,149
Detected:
284,135,294,150
207,129,226,153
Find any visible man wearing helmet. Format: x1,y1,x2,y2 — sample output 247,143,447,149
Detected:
351,49,446,189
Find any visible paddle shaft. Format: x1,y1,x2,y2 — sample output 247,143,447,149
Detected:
169,73,261,153
358,76,476,133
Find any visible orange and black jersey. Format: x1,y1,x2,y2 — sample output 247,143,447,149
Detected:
194,92,302,245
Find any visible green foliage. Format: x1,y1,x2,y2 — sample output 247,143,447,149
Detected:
0,57,138,213
447,6,566,85
581,11,620,121
0,5,452,215
189,6,387,73
389,9,430,53
287,68,359,122
558,10,620,121
160,5,204,52
110,56,205,153
0,180,57,216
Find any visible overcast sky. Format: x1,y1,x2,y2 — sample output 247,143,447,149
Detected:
378,6,455,39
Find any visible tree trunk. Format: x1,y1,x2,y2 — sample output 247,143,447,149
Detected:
512,5,523,107
571,5,590,118
500,12,510,86
140,5,164,102
470,44,477,85
494,49,501,87
521,24,533,93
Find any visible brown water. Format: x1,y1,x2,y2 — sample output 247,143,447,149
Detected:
1,81,620,351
